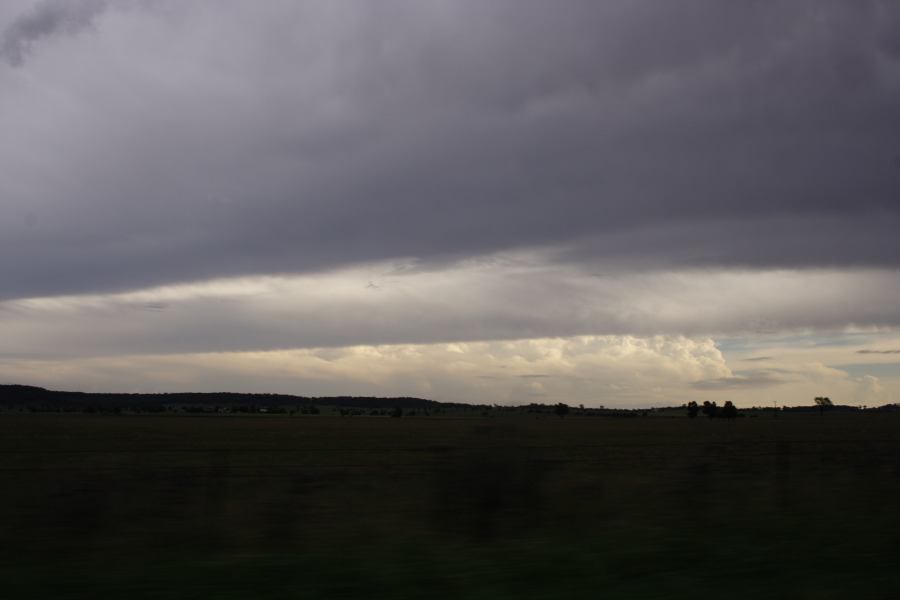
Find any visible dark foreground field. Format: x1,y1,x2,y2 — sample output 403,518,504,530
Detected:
1,413,899,599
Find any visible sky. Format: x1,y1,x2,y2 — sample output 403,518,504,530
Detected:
2,0,899,407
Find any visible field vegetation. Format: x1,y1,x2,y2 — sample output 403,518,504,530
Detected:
1,412,898,598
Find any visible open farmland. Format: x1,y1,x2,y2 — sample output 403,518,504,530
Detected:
1,413,899,599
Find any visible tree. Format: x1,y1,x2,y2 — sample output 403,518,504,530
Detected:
554,403,570,418
702,401,718,419
721,401,738,420
686,401,700,419
814,396,833,416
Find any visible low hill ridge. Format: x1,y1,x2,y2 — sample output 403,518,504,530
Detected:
0,384,452,410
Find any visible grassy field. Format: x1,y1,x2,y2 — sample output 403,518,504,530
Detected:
1,413,899,599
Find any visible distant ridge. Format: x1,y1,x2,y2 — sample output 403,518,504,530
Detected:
5,384,895,414
0,384,465,411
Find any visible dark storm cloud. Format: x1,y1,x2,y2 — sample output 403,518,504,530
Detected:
1,0,899,299
1,0,107,66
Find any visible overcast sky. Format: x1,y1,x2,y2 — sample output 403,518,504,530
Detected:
2,0,899,406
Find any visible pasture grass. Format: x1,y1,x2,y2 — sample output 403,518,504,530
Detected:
1,413,898,598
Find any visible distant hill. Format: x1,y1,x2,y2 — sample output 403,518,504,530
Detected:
0,384,464,412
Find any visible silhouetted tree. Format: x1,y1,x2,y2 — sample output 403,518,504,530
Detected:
814,396,833,416
721,401,738,419
686,401,700,418
391,406,403,418
554,403,570,418
702,401,718,419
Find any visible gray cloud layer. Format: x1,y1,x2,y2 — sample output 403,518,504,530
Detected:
1,0,108,66
1,1,899,300
3,265,899,359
